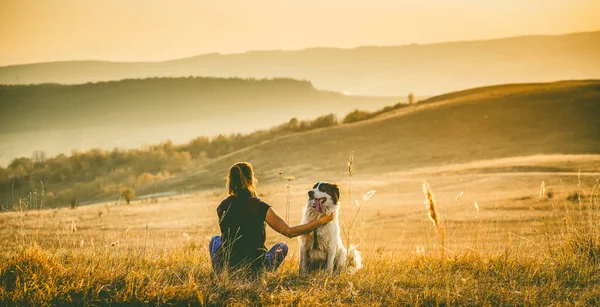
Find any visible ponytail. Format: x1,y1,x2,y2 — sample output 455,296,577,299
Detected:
226,162,257,196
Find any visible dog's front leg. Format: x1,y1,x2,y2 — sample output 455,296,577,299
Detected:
326,245,337,273
299,245,308,274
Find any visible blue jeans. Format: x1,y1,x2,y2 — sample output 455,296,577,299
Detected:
209,236,288,272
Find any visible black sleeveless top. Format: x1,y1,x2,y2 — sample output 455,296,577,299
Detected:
216,192,271,271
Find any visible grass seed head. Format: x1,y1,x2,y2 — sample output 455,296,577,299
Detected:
422,182,439,229
363,190,376,201
348,152,355,178
540,181,546,197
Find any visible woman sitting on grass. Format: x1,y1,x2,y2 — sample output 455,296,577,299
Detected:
209,162,334,273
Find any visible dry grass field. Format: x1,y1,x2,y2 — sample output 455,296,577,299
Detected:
1,154,599,306
1,81,599,305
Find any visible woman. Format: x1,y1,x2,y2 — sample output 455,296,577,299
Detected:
209,162,334,273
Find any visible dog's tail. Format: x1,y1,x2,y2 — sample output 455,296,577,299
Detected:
346,245,363,274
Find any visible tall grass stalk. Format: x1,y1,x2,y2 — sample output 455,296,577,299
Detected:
422,181,450,303
144,223,148,254
344,152,356,263
11,181,15,210
422,181,445,259
348,152,354,202
283,176,295,225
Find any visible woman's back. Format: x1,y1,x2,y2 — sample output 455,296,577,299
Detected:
216,192,270,270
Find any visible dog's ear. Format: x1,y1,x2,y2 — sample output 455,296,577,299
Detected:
330,184,340,204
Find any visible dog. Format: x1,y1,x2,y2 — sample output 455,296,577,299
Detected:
298,181,362,273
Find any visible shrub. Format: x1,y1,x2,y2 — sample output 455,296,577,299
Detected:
343,109,371,124
309,114,338,129
136,172,169,187
69,198,78,209
120,187,135,205
567,191,581,202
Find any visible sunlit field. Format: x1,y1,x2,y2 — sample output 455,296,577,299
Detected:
2,156,599,305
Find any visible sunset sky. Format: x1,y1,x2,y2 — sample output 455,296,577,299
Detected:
1,0,599,66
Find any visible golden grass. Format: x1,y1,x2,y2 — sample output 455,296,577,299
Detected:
1,227,600,306
1,165,599,305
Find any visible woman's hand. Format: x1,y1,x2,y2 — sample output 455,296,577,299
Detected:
318,212,335,225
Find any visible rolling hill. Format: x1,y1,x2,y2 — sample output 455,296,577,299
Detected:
144,80,600,195
2,80,598,208
1,31,599,96
0,77,398,166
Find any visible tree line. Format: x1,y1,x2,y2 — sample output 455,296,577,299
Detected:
0,100,411,210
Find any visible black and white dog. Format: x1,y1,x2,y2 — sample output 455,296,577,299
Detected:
298,181,362,273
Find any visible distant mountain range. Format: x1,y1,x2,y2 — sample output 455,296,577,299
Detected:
1,31,599,96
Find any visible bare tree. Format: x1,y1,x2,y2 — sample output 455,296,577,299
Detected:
32,150,47,164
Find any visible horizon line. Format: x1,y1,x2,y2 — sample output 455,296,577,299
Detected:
2,29,598,68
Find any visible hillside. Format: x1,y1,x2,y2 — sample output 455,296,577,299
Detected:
1,31,599,96
0,77,397,166
145,80,600,195
2,80,598,209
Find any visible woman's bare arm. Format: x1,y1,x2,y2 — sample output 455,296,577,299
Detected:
265,208,334,238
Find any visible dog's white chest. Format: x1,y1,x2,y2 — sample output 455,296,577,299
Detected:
302,223,336,258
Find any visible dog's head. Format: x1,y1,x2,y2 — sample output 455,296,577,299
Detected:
307,181,340,213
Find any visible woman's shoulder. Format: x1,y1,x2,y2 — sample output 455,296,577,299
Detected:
217,195,235,214
249,195,270,207
218,195,235,204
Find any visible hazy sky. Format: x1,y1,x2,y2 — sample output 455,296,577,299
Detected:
1,0,599,66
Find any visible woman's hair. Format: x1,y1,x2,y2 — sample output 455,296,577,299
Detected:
226,162,258,197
